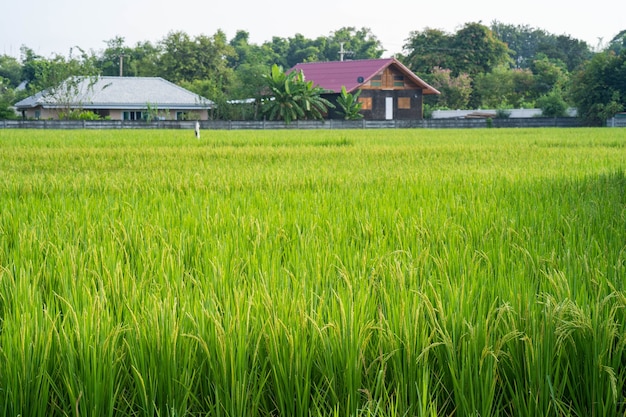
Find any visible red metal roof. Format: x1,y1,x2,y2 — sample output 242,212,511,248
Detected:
291,58,440,95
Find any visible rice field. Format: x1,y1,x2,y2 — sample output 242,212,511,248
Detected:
0,127,625,416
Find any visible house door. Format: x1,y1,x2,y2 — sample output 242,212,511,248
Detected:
385,97,393,120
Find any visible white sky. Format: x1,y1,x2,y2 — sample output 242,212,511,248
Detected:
1,0,623,59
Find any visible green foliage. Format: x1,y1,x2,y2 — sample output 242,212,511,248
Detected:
537,88,568,117
570,51,626,125
605,29,626,54
56,109,104,120
0,55,22,88
495,107,512,118
401,28,456,75
1,129,625,416
452,22,512,76
0,77,18,119
336,86,363,120
261,64,334,123
424,67,472,109
491,21,593,71
473,66,534,109
158,30,235,86
259,27,384,69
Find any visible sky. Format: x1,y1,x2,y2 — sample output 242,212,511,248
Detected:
1,0,624,60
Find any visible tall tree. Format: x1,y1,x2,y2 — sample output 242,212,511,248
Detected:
424,67,472,109
606,30,626,55
491,22,592,72
0,55,23,88
491,22,551,69
401,28,456,75
570,51,626,125
530,55,569,97
473,66,536,108
0,76,18,119
21,46,99,93
158,30,235,84
98,37,161,77
451,22,511,76
537,34,592,72
323,27,384,61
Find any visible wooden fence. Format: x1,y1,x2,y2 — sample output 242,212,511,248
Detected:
0,117,586,130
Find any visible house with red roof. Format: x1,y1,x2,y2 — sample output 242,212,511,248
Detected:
290,58,439,120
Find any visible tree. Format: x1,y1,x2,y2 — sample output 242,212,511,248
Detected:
490,21,549,69
0,76,18,119
491,21,593,72
323,27,384,61
530,55,569,97
472,66,537,108
0,55,22,88
451,22,511,76
537,34,592,72
424,67,472,109
158,30,235,84
401,28,456,75
570,51,626,125
536,88,568,117
606,30,626,55
261,64,334,123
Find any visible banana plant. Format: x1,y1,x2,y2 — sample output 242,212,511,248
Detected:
336,86,363,120
261,64,334,124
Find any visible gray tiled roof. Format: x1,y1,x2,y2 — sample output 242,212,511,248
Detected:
15,76,213,110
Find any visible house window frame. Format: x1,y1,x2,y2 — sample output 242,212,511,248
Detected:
398,97,411,109
358,97,372,110
123,111,143,121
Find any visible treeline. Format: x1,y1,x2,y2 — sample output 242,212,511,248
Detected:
1,23,625,124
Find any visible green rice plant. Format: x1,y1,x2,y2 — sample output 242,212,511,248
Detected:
186,287,270,417
0,127,625,416
0,268,57,417
52,294,130,416
124,295,199,416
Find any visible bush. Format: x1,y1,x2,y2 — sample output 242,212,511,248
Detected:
537,89,568,117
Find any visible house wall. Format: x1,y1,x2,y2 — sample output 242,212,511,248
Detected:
19,108,209,121
356,66,425,120
20,107,58,120
358,89,423,120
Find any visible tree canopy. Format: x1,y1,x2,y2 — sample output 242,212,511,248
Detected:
1,23,625,123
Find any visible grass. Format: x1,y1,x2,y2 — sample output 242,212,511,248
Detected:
0,127,625,416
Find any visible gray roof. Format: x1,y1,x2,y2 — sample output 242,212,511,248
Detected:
15,76,213,110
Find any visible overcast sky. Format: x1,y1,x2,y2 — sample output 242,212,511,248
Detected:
2,0,623,59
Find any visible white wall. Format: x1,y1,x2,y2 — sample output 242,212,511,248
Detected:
432,108,577,119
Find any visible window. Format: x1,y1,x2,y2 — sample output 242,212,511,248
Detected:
398,97,411,109
358,97,372,110
393,75,405,87
370,75,382,87
123,111,143,120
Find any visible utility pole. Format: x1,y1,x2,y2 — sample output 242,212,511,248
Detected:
339,42,354,62
119,54,124,77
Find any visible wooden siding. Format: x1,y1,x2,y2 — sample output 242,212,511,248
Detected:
362,67,420,90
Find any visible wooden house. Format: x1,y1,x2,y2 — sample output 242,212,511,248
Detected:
290,58,439,120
